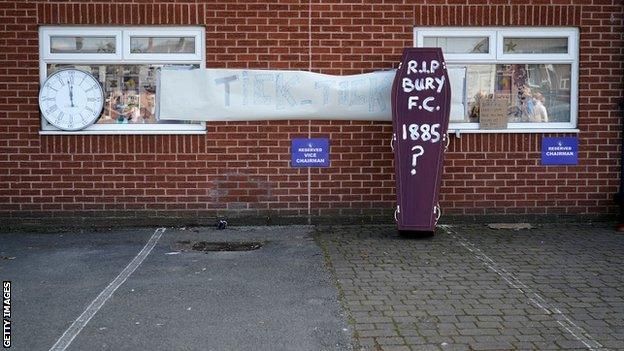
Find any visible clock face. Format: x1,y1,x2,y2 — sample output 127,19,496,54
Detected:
38,69,104,131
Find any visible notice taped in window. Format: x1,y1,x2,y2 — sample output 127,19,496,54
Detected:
479,97,509,129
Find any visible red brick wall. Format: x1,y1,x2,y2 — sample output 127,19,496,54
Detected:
0,1,622,224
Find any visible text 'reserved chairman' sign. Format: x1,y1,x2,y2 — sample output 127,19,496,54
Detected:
541,137,579,165
291,138,330,167
392,48,451,232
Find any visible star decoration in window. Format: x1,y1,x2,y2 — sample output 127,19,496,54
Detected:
505,41,517,53
472,42,485,53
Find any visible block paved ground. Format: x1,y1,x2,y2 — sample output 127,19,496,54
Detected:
315,223,624,351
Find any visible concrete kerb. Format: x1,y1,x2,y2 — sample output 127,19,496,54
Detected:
0,210,618,233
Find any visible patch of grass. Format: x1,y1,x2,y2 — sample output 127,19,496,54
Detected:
312,226,361,350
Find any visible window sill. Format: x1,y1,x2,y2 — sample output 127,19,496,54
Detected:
39,130,207,135
448,128,579,136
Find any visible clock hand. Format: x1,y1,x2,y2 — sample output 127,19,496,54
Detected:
68,80,74,107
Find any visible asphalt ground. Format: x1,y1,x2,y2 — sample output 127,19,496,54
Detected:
0,226,352,351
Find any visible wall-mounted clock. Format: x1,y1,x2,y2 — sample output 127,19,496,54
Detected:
38,68,104,131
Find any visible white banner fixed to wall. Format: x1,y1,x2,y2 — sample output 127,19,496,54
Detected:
156,68,396,121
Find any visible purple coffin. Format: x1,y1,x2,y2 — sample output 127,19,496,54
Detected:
391,48,451,232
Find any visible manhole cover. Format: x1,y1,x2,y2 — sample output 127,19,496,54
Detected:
187,241,264,252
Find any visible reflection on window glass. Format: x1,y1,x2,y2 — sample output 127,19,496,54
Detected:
130,37,195,53
47,64,199,125
450,64,571,123
423,36,489,53
503,38,568,54
50,36,116,53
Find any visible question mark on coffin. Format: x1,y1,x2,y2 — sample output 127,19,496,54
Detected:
410,145,424,175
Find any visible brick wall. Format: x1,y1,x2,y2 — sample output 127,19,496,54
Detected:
0,1,622,226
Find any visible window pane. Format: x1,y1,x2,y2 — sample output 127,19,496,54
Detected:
503,37,568,54
130,37,195,54
47,64,200,125
452,64,571,124
50,36,116,53
423,36,489,54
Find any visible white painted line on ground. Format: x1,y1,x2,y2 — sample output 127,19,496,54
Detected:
49,227,166,351
440,225,605,351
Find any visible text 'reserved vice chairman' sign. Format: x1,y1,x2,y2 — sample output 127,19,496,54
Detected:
391,48,451,232
291,138,330,167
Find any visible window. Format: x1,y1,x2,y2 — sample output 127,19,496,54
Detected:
50,36,116,54
39,27,205,134
415,27,579,132
424,36,489,54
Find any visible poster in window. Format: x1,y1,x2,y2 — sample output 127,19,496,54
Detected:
479,97,509,129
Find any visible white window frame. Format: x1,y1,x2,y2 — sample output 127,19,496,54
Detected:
39,26,206,135
414,27,579,133
123,28,203,62
415,29,496,62
497,29,577,61
41,27,123,61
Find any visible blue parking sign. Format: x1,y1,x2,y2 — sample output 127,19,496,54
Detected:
291,138,330,167
541,137,578,165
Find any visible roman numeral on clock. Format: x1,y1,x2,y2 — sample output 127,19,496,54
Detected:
54,111,64,124
46,105,58,114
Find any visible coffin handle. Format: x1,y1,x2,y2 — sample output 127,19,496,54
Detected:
434,204,441,223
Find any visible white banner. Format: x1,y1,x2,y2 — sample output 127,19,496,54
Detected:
156,68,396,121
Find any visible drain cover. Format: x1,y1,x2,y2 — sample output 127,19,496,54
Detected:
188,241,264,252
